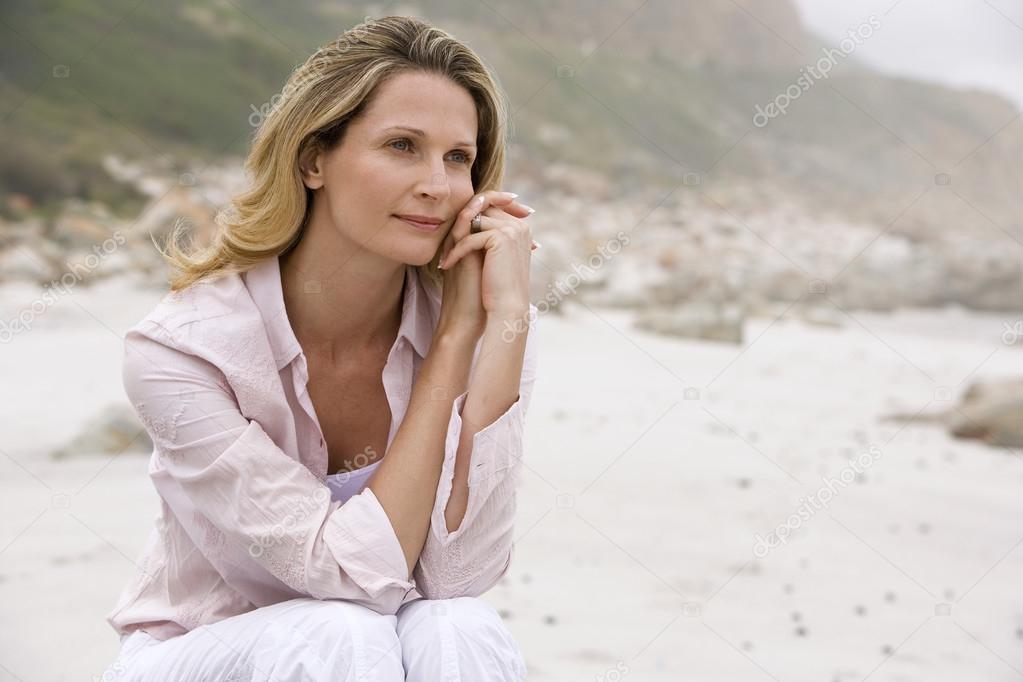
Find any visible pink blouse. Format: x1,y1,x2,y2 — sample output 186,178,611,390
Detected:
105,255,539,642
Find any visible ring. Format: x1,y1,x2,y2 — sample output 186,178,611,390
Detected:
470,213,482,233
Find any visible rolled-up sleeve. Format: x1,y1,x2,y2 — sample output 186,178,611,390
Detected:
122,328,414,615
414,305,539,598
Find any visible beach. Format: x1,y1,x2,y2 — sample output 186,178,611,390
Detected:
1,273,1021,681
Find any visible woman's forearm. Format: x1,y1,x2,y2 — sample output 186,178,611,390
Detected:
443,308,530,533
366,328,477,576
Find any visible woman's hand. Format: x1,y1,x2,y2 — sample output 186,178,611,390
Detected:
439,191,534,319
435,191,533,338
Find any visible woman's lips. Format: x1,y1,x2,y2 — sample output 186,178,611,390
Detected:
394,215,442,232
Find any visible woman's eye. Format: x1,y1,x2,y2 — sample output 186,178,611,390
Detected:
390,139,471,165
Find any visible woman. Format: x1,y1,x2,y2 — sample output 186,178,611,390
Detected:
101,15,539,680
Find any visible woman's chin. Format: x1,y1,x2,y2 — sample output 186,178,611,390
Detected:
413,253,441,268
393,248,440,268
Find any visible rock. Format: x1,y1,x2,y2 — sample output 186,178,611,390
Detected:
0,247,43,282
0,218,45,251
938,237,1023,311
51,404,152,459
879,408,946,426
53,200,116,249
633,303,744,343
948,378,1023,448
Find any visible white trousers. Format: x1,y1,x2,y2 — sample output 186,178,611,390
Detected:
101,596,527,681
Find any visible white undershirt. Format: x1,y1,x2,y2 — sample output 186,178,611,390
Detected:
323,459,384,505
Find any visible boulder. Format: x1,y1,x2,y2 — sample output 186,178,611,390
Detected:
634,302,744,343
51,404,152,459
947,378,1023,448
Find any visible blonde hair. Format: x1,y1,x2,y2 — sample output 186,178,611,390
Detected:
159,15,509,292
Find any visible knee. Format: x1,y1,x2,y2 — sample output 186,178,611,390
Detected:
290,598,396,637
398,597,526,680
291,597,399,646
435,595,507,632
273,598,402,678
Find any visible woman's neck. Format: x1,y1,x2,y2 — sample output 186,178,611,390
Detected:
279,221,406,366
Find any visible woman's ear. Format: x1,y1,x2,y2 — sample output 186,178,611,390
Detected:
299,144,325,190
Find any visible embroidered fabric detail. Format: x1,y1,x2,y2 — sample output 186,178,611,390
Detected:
135,399,188,458
418,534,507,596
261,533,309,593
191,511,226,557
192,326,281,417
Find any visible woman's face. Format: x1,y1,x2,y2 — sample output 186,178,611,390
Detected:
301,70,479,266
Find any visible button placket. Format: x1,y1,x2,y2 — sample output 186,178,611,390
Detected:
291,353,328,474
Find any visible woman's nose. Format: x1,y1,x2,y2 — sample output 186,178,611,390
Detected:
418,169,452,198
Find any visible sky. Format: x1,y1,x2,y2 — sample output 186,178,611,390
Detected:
792,0,1023,111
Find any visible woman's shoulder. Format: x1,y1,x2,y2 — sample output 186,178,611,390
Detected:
123,268,284,419
128,270,263,351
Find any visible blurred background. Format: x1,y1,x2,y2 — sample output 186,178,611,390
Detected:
2,1,1022,680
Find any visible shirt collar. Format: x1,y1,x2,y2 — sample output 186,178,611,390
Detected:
244,255,434,371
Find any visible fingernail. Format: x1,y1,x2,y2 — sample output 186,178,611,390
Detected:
523,205,536,214
505,192,519,198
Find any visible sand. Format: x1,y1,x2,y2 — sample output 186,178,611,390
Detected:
1,273,1021,681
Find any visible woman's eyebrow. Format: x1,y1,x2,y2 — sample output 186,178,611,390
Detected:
381,125,476,148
